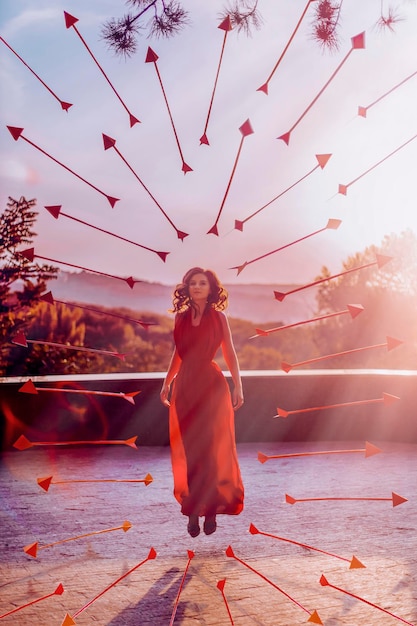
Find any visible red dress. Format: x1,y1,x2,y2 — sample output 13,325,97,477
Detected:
169,306,244,517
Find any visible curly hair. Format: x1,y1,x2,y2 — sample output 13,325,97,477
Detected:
171,267,228,313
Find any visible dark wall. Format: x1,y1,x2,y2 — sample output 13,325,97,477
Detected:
1,371,416,450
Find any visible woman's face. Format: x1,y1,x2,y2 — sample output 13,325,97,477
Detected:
188,272,211,304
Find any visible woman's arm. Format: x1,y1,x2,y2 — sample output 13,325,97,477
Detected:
219,312,244,410
160,346,181,407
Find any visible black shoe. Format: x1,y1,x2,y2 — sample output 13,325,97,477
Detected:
203,516,217,535
187,515,200,538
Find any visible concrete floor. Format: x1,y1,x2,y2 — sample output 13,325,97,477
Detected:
0,441,416,625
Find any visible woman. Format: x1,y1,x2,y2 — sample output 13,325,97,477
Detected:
160,267,244,537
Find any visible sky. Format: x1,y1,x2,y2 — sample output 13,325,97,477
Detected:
1,0,417,287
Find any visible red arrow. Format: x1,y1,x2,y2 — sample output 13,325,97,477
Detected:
14,434,138,451
18,247,140,288
18,379,141,404
338,131,417,195
225,546,323,624
102,134,188,240
12,334,127,361
208,119,254,235
286,492,408,507
358,69,417,117
37,473,153,492
320,574,415,625
24,521,132,558
0,584,64,619
169,551,195,626
40,291,156,329
249,523,365,569
278,32,365,144
216,579,235,625
252,304,364,338
61,548,157,625
282,336,403,371
200,16,233,145
257,441,382,463
44,205,169,261
257,0,316,95
231,218,341,275
234,153,331,231
274,254,392,301
0,36,72,111
63,11,139,127
145,47,192,173
6,126,118,207
275,392,400,418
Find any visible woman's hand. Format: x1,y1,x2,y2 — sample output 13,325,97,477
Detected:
160,383,171,407
232,386,244,410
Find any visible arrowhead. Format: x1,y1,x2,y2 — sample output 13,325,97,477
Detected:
61,613,76,626
156,251,169,262
64,11,79,28
274,291,286,302
218,15,233,31
19,247,35,261
13,435,33,450
12,332,28,347
392,492,408,507
225,545,235,557
7,126,24,140
382,392,400,405
106,196,119,208
207,224,219,236
145,47,159,63
319,574,329,586
234,219,244,232
125,277,136,289
277,131,291,145
349,555,366,569
40,291,55,304
376,253,393,269
281,362,292,373
187,550,195,559
199,133,209,145
37,476,53,492
129,114,140,127
254,328,269,337
102,133,116,150
176,230,189,241
60,101,73,111
257,82,269,95
347,304,364,318
351,31,365,49
316,154,332,169
239,119,254,137
338,184,348,195
249,523,260,534
54,583,64,595
44,205,62,219
386,336,403,351
122,520,132,532
217,579,226,591
23,542,38,558
365,441,382,458
257,452,269,464
182,161,193,174
285,494,296,504
124,436,138,449
358,106,367,118
19,380,38,394
147,547,157,559
326,218,341,230
144,473,153,486
308,610,323,625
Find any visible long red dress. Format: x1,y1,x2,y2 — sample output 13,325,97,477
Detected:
169,306,244,518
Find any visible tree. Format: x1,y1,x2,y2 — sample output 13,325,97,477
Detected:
0,197,58,373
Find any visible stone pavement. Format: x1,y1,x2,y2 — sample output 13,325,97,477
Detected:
0,441,416,625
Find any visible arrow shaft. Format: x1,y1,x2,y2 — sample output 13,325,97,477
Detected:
53,478,148,484
32,439,131,446
281,261,377,297
219,589,235,625
247,225,326,267
203,29,229,135
288,397,383,415
0,591,57,618
295,496,391,503
169,557,193,626
258,309,348,335
266,449,365,459
213,136,245,226
40,526,125,550
53,299,151,327
25,339,118,358
34,254,130,284
153,62,185,163
258,530,349,563
291,342,386,368
367,70,417,110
